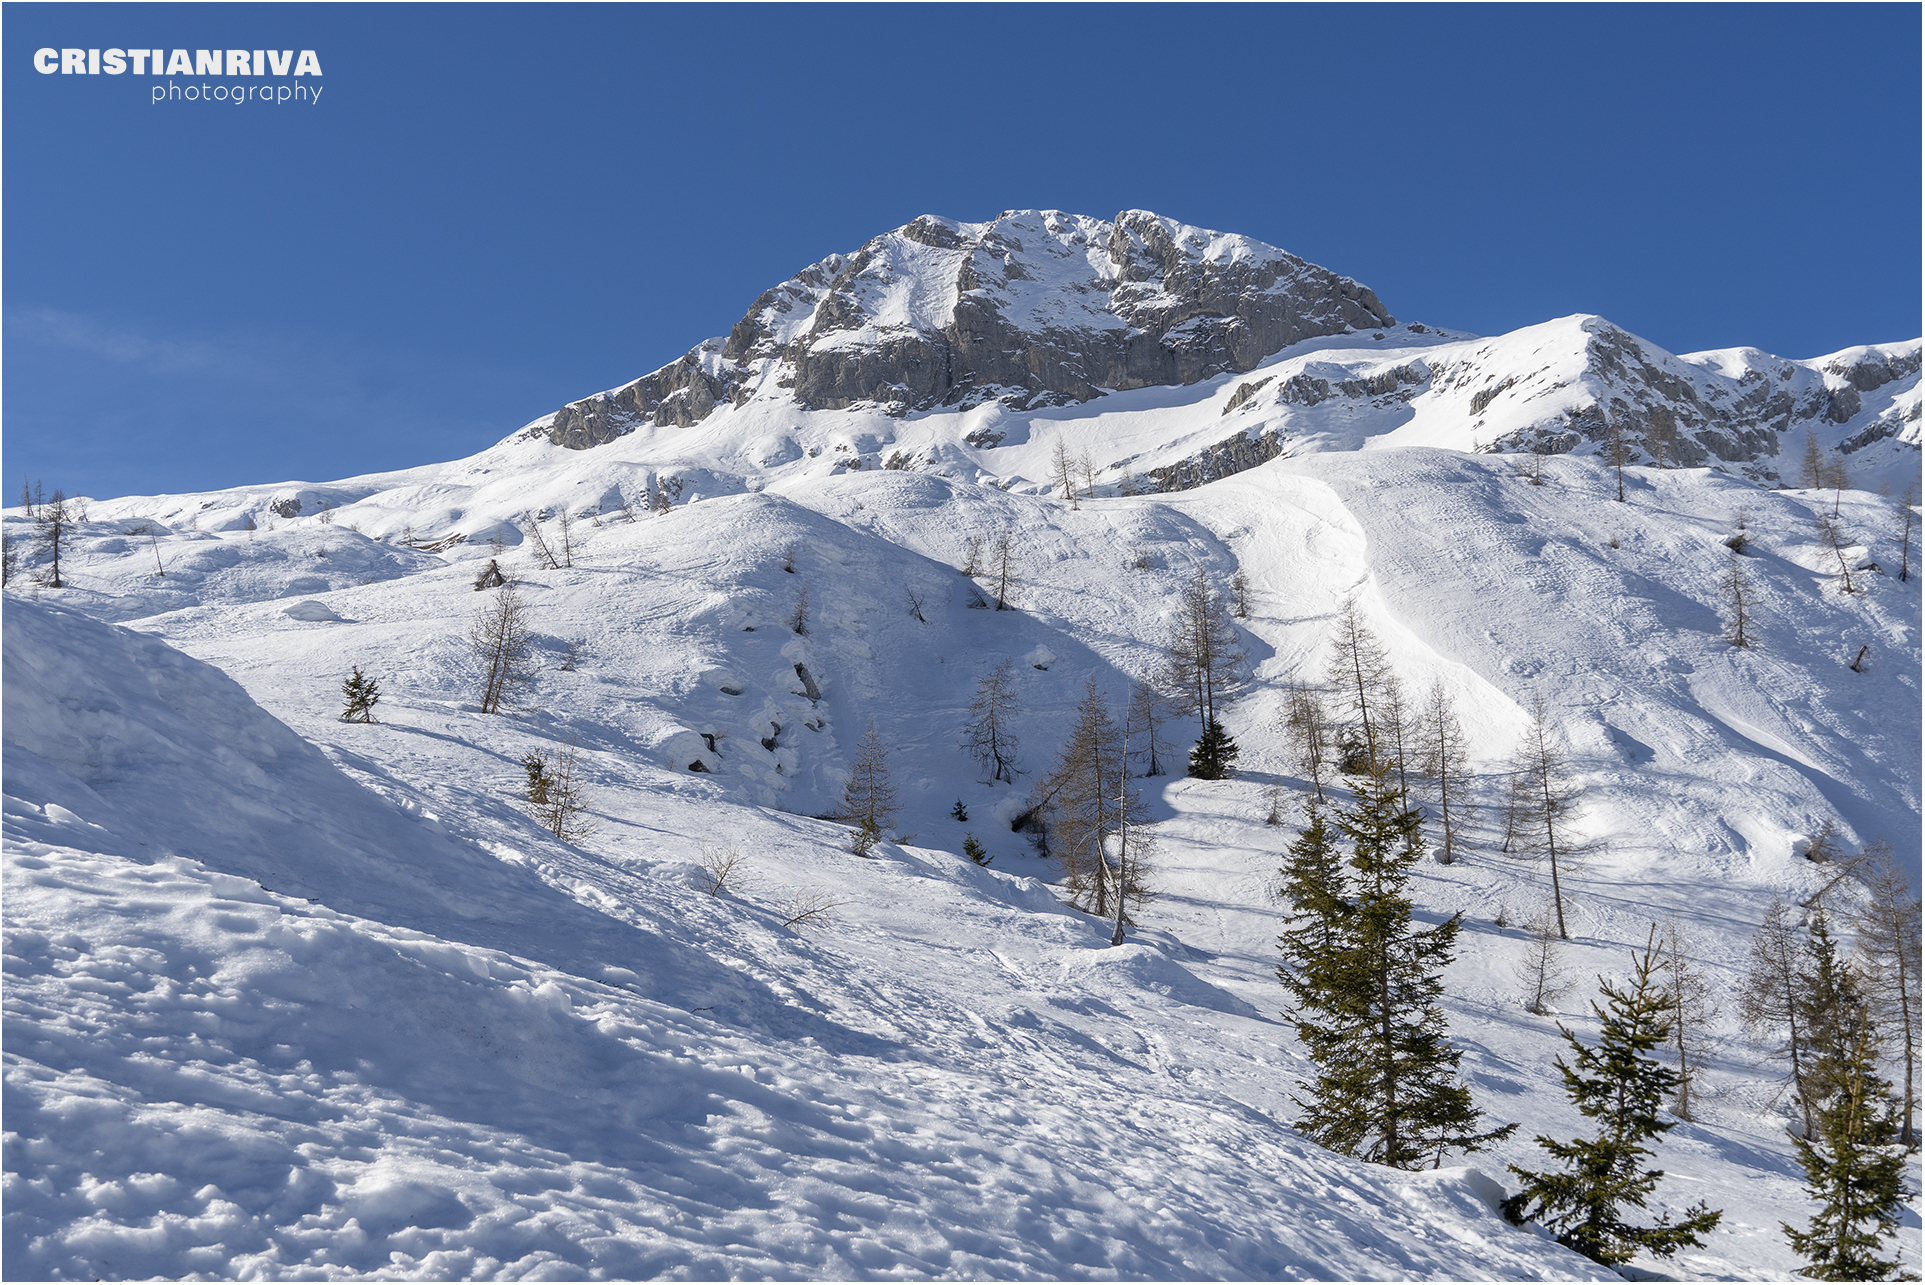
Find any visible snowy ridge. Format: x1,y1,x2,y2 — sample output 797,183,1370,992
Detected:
50,217,1914,543
497,207,1916,501
75,321,1912,554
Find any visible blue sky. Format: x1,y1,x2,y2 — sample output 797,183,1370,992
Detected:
5,3,1919,500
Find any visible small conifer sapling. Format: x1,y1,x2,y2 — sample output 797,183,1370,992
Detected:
340,667,381,723
523,742,595,842
523,752,553,806
1188,718,1240,780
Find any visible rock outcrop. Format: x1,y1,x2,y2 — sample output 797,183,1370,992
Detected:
535,210,1393,449
1468,322,1921,478
1146,427,1287,493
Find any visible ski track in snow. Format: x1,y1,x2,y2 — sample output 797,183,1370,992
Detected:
3,431,1919,1280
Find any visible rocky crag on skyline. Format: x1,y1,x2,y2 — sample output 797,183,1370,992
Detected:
524,208,1917,493
539,210,1394,448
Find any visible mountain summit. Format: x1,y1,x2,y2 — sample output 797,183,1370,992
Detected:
543,210,1394,448
525,211,1916,498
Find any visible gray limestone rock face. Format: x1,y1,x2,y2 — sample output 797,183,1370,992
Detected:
1479,321,1921,478
1222,377,1275,416
1828,347,1921,393
1147,426,1287,493
536,209,1393,448
546,342,743,450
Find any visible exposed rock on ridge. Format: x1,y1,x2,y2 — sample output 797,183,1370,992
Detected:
542,210,1393,449
1146,427,1287,493
1464,321,1921,478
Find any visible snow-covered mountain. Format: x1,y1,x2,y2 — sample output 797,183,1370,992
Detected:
521,209,1917,494
4,211,1919,1280
538,209,1395,446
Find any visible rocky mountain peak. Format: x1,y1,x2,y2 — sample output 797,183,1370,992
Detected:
540,210,1394,449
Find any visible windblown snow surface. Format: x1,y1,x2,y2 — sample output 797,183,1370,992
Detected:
5,376,1921,1278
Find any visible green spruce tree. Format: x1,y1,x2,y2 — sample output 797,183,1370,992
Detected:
1188,717,1240,780
1796,913,1868,1121
1278,807,1353,1117
1279,765,1513,1168
340,666,381,723
962,833,992,866
1502,932,1723,1266
1277,806,1347,965
1783,999,1913,1281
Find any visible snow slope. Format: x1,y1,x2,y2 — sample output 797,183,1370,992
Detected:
6,595,1620,1281
6,437,1918,1279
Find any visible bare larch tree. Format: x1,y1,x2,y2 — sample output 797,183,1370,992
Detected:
1163,565,1249,735
1107,699,1157,945
962,657,1022,784
1894,479,1918,583
1043,682,1153,922
32,489,78,588
1799,431,1825,489
1851,843,1921,1148
525,739,596,842
521,511,562,571
1379,671,1415,810
1052,440,1080,508
989,529,1021,610
1722,547,1756,648
840,717,899,837
1508,695,1589,939
1515,906,1574,1015
1127,679,1168,777
1814,512,1858,595
1281,680,1333,804
1739,894,1817,1139
1416,681,1474,865
1325,597,1394,768
471,585,536,714
1656,913,1720,1120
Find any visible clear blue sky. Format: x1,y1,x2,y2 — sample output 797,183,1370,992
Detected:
5,3,1919,500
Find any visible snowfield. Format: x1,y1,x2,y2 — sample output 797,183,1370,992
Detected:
4,582,1618,1281
3,246,1920,1279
